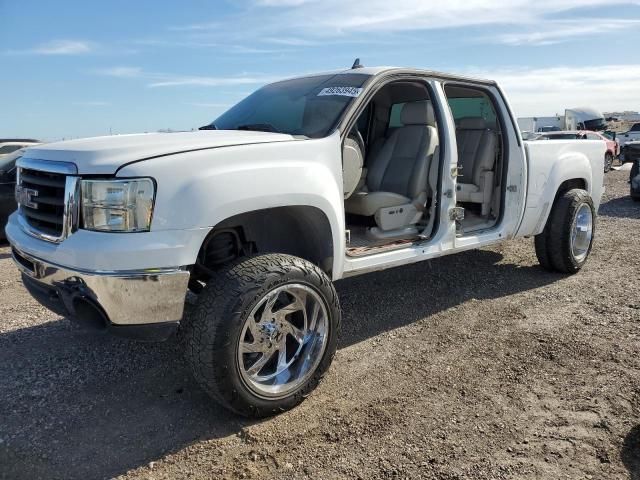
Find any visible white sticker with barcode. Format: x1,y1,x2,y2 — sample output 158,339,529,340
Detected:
318,87,363,97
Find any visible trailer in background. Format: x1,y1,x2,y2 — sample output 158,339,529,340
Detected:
518,107,607,134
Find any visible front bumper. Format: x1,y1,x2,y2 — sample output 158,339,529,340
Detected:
11,246,190,340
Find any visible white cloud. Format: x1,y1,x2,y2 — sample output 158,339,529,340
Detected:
7,40,92,55
168,21,222,32
497,19,640,46
470,64,640,115
95,66,143,78
214,0,638,35
148,74,278,88
261,36,322,46
94,65,277,88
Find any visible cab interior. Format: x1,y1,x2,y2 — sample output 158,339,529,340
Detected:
445,84,504,234
341,81,505,256
341,80,440,256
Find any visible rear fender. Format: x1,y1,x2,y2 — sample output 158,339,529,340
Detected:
517,146,595,237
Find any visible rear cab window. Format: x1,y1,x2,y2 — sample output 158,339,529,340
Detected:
447,96,498,127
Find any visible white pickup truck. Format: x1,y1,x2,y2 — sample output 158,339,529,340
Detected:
6,65,604,417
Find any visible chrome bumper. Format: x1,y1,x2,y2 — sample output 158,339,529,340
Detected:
11,246,190,327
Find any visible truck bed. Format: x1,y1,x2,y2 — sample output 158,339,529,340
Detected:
517,139,605,237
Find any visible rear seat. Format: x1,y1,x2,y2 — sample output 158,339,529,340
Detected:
455,118,498,216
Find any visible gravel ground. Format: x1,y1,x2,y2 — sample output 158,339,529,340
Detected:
0,169,639,480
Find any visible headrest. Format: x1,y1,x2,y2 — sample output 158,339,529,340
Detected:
458,117,487,130
401,101,435,127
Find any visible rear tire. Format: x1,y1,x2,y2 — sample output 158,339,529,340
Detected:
534,189,595,273
631,161,640,201
184,253,341,417
604,152,613,173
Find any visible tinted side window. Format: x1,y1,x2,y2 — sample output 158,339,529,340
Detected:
586,133,600,140
388,103,405,128
447,97,497,126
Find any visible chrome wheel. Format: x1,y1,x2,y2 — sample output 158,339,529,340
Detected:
570,203,593,262
237,283,329,399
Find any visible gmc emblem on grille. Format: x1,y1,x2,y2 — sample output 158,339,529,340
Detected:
15,185,39,209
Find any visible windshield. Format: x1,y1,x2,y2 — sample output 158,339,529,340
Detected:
0,149,24,177
0,144,23,155
210,73,370,138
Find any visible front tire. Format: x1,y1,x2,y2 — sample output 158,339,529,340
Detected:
534,189,595,273
184,254,341,417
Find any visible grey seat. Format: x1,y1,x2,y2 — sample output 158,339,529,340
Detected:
345,101,438,231
455,118,498,215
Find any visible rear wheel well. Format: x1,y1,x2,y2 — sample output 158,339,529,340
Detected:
191,206,334,287
554,179,587,203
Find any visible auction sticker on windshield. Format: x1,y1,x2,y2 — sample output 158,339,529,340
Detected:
318,87,363,97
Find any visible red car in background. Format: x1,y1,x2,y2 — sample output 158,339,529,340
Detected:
535,130,618,172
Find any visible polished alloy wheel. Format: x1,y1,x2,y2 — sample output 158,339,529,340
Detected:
237,283,329,399
570,203,593,262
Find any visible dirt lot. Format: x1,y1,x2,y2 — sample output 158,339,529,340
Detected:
1,169,639,480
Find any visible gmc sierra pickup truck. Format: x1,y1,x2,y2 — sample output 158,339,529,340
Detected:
6,65,604,417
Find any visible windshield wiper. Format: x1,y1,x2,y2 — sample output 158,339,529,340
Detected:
236,123,280,133
198,124,217,130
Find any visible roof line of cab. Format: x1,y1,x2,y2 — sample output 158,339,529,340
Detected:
275,66,497,87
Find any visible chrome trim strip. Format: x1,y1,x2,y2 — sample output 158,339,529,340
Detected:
16,214,65,244
13,245,187,276
16,157,78,175
63,176,81,238
11,246,190,325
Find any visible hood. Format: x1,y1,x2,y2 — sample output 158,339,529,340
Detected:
22,130,298,175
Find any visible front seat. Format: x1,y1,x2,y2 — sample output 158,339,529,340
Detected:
455,118,498,216
345,101,438,232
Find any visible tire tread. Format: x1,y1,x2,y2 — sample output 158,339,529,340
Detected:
183,253,340,417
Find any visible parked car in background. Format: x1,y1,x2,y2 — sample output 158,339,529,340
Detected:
535,130,615,172
586,131,618,172
517,107,607,133
0,147,34,240
0,139,40,157
615,123,640,149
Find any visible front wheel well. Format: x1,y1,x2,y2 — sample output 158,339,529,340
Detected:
192,206,334,285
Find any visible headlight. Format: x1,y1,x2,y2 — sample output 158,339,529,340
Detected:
81,178,155,232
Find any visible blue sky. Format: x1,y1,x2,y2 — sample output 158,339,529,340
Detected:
1,0,639,141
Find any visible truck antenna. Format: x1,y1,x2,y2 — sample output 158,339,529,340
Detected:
351,58,363,69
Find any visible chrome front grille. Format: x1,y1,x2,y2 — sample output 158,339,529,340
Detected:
16,158,79,243
19,168,66,237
